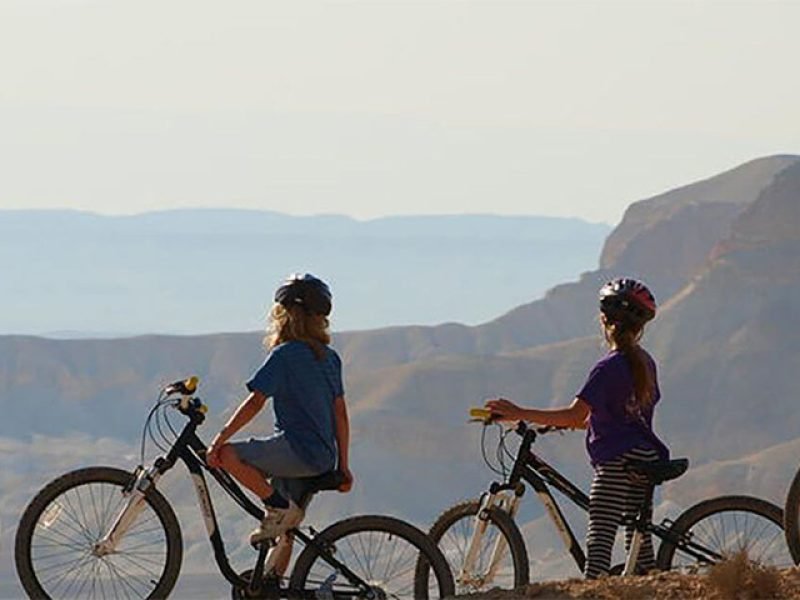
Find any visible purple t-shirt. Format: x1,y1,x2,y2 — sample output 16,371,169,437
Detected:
577,350,669,466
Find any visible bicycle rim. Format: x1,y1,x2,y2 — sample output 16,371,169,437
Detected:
782,467,800,564
417,500,528,595
656,495,791,572
290,515,454,599
15,467,182,600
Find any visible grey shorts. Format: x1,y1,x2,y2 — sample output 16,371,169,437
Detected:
229,435,329,508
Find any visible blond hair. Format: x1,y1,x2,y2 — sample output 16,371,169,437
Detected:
266,303,331,359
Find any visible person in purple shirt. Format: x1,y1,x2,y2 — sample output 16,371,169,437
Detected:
486,278,670,579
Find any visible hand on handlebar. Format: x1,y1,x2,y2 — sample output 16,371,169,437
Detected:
484,398,526,422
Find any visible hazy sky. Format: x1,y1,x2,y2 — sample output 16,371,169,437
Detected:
1,0,798,224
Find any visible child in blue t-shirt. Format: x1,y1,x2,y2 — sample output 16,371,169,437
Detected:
486,278,669,579
207,274,353,556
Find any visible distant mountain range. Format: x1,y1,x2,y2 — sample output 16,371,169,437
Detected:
2,154,799,595
0,210,609,335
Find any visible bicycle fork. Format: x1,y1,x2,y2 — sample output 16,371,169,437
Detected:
93,465,161,557
460,491,522,587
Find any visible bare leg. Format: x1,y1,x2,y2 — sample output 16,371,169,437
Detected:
218,444,274,500
268,533,295,576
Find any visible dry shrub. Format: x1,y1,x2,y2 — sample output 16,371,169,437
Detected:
706,550,783,599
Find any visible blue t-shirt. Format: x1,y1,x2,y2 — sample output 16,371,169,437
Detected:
577,350,669,466
246,341,344,472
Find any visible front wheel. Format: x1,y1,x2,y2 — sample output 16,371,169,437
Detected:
289,515,455,599
415,500,529,595
783,467,800,564
656,495,790,571
15,466,183,599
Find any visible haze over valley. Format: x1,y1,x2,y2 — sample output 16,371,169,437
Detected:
0,211,609,336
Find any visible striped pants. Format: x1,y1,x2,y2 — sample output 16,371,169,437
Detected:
585,447,660,579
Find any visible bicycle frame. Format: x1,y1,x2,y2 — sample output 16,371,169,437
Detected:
99,403,375,598
463,422,721,584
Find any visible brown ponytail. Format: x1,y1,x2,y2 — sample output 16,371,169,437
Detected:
602,318,654,417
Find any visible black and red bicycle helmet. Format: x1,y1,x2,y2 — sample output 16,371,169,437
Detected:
599,278,656,325
275,273,332,316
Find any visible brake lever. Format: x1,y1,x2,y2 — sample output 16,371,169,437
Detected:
164,376,199,396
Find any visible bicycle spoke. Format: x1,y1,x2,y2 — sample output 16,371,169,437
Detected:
380,534,401,584
342,533,372,578
70,557,97,600
116,548,166,571
33,529,90,552
99,486,125,536
114,548,163,574
88,484,104,538
42,500,98,546
304,528,438,599
66,487,97,542
385,540,417,584
105,556,156,597
670,503,792,572
43,551,95,594
102,558,131,600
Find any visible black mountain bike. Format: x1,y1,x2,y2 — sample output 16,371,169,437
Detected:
15,377,455,599
415,411,789,595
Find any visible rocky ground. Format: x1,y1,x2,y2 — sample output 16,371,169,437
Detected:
457,555,800,599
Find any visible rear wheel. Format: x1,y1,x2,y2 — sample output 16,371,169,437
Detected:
782,467,800,564
289,515,455,599
415,500,528,595
15,466,182,599
656,495,790,571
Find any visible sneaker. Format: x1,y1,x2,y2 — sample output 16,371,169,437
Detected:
250,501,304,544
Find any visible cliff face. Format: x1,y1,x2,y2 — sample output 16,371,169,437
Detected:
731,160,800,244
334,155,800,370
646,159,800,460
601,155,800,267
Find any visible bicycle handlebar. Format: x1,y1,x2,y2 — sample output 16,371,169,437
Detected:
469,407,569,436
161,376,208,417
164,375,199,396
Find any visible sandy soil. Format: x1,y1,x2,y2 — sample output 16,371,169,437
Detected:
455,566,800,599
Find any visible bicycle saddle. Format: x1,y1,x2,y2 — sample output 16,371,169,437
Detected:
626,458,689,484
302,470,347,492
295,470,347,506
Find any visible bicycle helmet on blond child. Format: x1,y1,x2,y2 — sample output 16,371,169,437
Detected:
274,273,333,316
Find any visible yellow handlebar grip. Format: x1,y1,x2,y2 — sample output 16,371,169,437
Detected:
185,376,199,394
469,407,492,421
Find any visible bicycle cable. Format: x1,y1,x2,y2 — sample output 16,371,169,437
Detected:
139,394,164,464
499,427,518,464
481,422,511,477
140,391,180,463
163,402,180,443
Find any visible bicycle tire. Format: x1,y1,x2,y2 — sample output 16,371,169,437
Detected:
415,500,528,595
15,466,183,599
655,495,789,571
289,515,455,599
783,467,800,564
